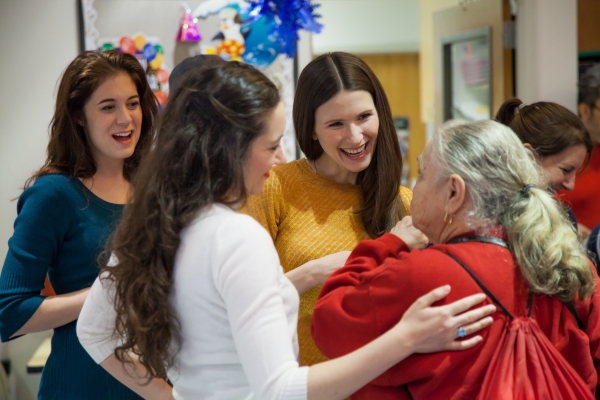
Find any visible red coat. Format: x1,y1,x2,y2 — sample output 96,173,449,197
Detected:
312,233,600,399
560,144,600,229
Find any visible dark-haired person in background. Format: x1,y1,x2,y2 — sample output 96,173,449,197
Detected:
0,51,159,399
561,65,600,240
495,98,592,229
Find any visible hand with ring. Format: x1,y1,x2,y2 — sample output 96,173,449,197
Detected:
395,285,496,354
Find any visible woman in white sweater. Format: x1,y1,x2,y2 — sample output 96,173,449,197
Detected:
76,62,495,400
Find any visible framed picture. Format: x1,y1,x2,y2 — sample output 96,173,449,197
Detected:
442,27,492,122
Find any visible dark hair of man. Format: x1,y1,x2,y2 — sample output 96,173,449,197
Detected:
495,98,592,159
26,50,158,188
103,62,280,379
293,52,406,238
579,64,600,107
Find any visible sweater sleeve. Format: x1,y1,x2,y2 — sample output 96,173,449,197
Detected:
214,216,308,400
240,172,283,241
312,234,410,360
0,180,74,341
76,273,121,364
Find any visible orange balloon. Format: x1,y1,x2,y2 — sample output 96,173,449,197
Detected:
156,69,169,84
119,36,135,54
154,90,168,106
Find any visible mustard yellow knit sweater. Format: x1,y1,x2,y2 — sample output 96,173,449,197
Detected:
241,158,412,366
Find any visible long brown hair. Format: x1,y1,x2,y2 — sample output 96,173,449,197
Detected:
495,98,592,159
25,50,158,188
103,62,280,379
294,52,406,238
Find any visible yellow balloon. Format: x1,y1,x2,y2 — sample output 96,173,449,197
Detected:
134,35,146,51
149,53,163,70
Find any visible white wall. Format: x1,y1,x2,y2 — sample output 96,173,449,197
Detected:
312,0,420,54
516,0,578,111
0,0,79,399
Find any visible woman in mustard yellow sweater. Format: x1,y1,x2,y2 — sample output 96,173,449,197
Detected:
242,52,413,366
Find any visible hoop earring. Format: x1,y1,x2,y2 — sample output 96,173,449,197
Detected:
444,213,453,225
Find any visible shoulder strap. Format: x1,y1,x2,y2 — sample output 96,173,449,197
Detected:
438,249,514,319
439,248,584,329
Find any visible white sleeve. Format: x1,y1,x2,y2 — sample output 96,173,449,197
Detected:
214,216,309,400
76,273,121,364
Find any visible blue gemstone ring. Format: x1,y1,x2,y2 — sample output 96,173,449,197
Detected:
457,327,467,338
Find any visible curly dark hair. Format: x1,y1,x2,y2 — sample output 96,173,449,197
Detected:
26,50,158,188
293,52,407,238
102,62,280,379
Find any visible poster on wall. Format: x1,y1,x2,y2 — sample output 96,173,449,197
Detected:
441,27,492,122
78,0,323,162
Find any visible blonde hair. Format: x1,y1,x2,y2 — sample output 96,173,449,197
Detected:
430,120,594,301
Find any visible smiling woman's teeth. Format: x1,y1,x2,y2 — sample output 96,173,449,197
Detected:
341,143,367,156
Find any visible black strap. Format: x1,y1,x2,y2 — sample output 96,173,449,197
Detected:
566,301,584,330
442,236,583,329
448,235,509,249
439,249,514,319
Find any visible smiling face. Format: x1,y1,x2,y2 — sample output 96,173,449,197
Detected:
540,144,587,192
244,101,287,195
312,90,379,184
82,72,142,169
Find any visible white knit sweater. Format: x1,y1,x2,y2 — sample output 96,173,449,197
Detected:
77,203,309,400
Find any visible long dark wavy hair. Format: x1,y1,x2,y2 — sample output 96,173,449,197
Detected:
25,50,158,188
293,52,406,238
102,62,280,379
495,98,592,159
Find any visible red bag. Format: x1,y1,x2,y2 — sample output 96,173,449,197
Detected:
442,248,595,400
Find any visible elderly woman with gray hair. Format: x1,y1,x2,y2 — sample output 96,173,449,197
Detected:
312,120,600,399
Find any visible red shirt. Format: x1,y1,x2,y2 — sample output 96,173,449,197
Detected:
312,234,600,399
560,145,600,229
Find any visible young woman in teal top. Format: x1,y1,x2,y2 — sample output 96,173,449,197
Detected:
0,50,160,399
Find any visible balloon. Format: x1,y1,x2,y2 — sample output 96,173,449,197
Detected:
154,90,168,106
156,69,169,84
134,35,146,51
148,53,164,70
155,44,164,54
241,16,281,68
100,42,114,51
142,43,157,61
119,36,135,54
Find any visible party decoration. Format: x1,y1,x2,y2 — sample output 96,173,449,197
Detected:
156,69,169,85
142,43,158,61
99,33,170,106
149,53,164,70
134,34,147,52
177,4,202,42
207,7,251,61
154,90,168,106
244,0,323,57
119,36,136,54
241,15,281,67
100,42,114,51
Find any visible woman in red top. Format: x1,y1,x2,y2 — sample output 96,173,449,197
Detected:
312,120,600,399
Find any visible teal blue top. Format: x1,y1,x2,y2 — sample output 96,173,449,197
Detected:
0,174,141,399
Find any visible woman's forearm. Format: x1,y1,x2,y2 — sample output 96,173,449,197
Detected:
307,325,412,400
11,288,89,338
285,261,317,295
100,354,173,400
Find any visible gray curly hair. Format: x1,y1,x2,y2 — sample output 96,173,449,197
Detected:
429,120,594,302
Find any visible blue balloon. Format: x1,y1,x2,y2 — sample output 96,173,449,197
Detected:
241,15,281,68
142,43,157,61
